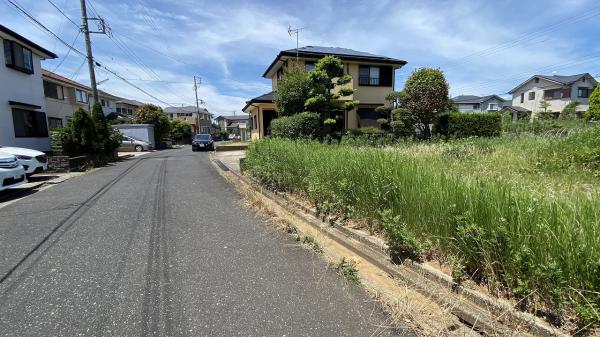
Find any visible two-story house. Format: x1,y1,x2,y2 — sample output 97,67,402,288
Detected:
453,95,506,113
0,25,57,151
215,115,250,140
43,69,119,129
115,98,144,117
508,73,597,118
163,106,213,134
242,46,407,139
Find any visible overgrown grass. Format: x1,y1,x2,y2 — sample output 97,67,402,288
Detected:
245,129,600,331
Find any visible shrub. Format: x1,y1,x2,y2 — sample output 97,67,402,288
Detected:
435,112,501,138
402,68,449,138
275,61,312,117
585,85,600,121
67,107,97,155
537,126,600,174
270,111,321,140
560,101,580,119
170,120,192,144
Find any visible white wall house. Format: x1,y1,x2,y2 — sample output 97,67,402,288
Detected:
0,25,57,151
453,95,506,113
508,74,598,116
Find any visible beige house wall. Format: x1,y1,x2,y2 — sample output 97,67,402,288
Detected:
511,75,596,114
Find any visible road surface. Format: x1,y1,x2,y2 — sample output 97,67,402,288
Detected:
0,147,410,336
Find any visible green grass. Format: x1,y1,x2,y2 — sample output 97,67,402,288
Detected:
245,128,600,331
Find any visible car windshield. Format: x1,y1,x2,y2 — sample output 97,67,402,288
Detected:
194,135,210,140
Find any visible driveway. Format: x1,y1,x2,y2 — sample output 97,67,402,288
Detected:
0,147,409,336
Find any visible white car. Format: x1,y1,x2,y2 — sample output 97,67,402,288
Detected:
0,146,48,176
0,153,26,191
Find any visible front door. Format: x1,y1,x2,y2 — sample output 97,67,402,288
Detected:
262,110,275,136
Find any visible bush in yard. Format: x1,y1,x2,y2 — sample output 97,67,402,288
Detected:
275,62,312,117
65,107,97,155
170,120,192,144
341,127,394,147
90,102,114,153
585,85,600,121
270,112,321,140
560,101,580,119
133,104,171,141
434,112,501,138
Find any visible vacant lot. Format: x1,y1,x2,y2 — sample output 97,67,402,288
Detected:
244,126,600,333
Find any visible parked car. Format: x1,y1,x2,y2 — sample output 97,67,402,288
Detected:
118,135,151,152
0,153,26,191
0,146,48,177
192,134,214,151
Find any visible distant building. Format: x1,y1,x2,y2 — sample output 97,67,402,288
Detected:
163,106,213,134
115,98,144,117
507,73,598,117
0,25,57,151
452,95,506,113
215,115,250,140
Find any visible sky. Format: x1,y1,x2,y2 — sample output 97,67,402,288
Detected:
2,0,599,115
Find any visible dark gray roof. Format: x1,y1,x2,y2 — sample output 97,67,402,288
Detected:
453,95,505,104
502,106,530,112
242,91,275,111
0,25,57,59
263,46,406,78
216,115,249,121
536,73,589,85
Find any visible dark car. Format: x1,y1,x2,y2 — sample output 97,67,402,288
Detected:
192,134,214,151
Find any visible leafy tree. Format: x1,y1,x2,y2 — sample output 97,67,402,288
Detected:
305,56,358,132
275,62,311,117
539,100,551,113
170,120,192,143
585,85,600,121
402,68,449,138
133,104,171,140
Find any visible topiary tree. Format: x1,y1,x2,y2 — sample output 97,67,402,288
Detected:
585,86,600,121
402,68,449,138
275,61,312,117
305,55,358,133
133,104,171,141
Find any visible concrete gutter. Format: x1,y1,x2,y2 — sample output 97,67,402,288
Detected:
211,157,570,337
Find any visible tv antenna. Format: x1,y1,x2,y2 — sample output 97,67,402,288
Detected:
287,26,304,61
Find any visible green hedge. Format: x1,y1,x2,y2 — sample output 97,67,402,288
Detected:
435,112,501,138
270,112,321,140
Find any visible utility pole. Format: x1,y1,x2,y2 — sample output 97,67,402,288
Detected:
194,76,201,135
79,0,108,105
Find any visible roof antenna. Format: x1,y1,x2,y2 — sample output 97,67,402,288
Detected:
288,26,304,62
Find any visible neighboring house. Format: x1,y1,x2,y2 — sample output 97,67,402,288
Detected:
163,106,213,134
115,98,144,117
242,46,407,140
453,95,506,113
508,73,598,117
215,115,250,140
42,69,119,129
0,25,57,151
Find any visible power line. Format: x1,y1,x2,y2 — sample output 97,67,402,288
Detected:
52,30,81,71
46,0,79,27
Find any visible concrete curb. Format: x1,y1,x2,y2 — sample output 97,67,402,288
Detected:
215,145,248,152
211,158,569,337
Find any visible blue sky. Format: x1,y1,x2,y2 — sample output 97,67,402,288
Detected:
2,0,598,115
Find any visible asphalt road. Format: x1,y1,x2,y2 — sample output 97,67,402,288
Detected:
0,147,410,337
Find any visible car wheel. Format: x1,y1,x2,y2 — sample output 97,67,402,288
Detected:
135,145,143,152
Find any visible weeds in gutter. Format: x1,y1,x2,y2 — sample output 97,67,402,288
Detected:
299,234,323,253
337,257,360,285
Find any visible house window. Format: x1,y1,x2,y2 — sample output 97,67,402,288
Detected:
359,66,381,86
43,81,64,100
534,77,539,83
528,92,535,100
488,103,498,111
12,108,48,137
47,117,63,130
305,61,315,72
101,99,106,107
472,104,480,110
3,40,34,74
116,108,122,113
75,89,88,103
582,77,586,83
127,109,132,115
578,87,590,98
544,88,570,100
520,93,524,103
